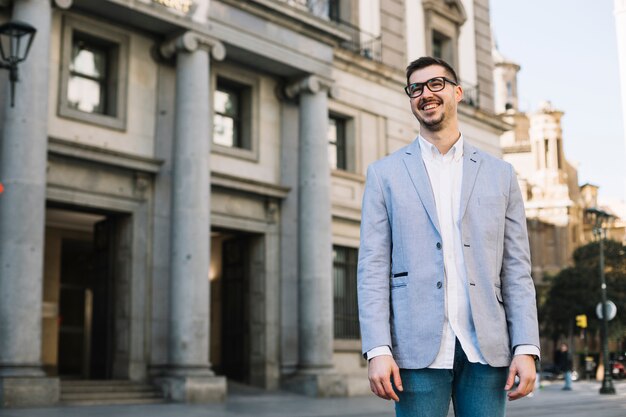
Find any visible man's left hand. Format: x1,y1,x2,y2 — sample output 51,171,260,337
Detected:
504,354,536,401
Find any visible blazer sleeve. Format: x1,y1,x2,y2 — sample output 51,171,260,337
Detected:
500,164,540,351
357,164,393,357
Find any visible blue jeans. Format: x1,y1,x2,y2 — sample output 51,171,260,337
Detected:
563,370,573,390
395,340,508,417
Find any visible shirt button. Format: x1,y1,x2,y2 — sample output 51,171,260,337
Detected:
436,242,442,249
437,281,443,289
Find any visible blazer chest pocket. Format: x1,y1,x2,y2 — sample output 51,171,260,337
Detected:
391,273,408,289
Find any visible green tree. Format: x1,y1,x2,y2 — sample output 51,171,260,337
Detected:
541,240,626,341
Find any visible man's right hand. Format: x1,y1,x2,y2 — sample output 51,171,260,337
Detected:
368,355,403,401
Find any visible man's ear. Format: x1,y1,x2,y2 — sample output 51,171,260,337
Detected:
455,85,464,103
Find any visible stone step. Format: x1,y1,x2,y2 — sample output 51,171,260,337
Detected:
62,391,163,401
62,384,156,393
61,379,139,386
59,397,166,406
60,380,165,406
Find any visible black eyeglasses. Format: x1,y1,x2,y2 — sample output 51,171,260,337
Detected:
404,77,458,98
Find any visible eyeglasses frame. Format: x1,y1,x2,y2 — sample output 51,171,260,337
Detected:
404,76,458,98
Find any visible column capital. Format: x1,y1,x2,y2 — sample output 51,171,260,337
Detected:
285,75,338,99
160,31,226,61
51,0,72,9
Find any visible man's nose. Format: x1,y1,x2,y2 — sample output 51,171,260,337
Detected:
420,86,434,100
421,85,435,99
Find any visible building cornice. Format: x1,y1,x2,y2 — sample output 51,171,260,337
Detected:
458,105,512,134
333,48,405,87
503,143,532,154
48,137,163,174
217,0,351,46
211,172,291,199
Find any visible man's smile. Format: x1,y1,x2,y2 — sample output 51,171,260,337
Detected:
420,100,441,111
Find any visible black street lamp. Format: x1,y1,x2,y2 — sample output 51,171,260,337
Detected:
586,207,616,395
0,20,36,107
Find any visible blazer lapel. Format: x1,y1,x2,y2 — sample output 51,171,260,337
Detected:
402,139,441,235
459,142,481,220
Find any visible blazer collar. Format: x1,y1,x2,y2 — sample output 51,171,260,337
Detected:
459,141,481,220
402,138,441,235
402,138,483,233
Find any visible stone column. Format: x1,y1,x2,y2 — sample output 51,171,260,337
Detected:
157,32,226,403
284,76,346,397
0,0,59,407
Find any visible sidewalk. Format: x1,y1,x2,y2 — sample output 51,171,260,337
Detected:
0,380,624,417
506,379,626,417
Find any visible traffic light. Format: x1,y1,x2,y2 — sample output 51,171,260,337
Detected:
576,314,587,328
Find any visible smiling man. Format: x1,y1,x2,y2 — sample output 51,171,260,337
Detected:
357,56,540,417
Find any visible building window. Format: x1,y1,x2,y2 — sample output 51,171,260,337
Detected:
422,0,465,75
328,115,347,170
328,0,340,22
333,246,359,340
214,83,241,148
68,34,116,116
213,78,252,150
59,15,129,130
432,30,453,65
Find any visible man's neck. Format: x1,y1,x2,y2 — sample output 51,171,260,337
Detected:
421,128,462,155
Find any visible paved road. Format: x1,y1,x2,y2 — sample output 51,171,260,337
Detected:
1,380,625,417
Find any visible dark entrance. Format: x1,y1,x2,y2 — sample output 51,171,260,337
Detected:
56,215,120,379
219,237,251,383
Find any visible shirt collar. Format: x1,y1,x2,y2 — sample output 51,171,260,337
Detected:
418,134,464,162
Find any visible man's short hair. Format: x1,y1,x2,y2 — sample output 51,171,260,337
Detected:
406,57,459,85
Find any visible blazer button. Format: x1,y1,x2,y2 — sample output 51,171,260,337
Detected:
436,242,442,249
437,281,442,289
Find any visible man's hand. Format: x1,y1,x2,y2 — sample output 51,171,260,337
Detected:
504,354,536,401
368,355,403,401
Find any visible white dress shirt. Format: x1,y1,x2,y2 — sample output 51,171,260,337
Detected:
367,135,539,366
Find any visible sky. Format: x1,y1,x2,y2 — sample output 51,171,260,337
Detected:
490,0,625,203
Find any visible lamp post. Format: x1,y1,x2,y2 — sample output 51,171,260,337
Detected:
0,20,36,107
586,207,616,394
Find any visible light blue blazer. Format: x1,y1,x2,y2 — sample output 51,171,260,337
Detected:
357,138,540,368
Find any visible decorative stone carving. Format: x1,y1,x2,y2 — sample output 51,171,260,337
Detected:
159,31,226,61
284,75,338,99
52,0,72,9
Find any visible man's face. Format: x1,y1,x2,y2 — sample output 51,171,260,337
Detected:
407,65,462,132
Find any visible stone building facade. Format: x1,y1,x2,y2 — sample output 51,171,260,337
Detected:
0,0,506,407
493,48,585,288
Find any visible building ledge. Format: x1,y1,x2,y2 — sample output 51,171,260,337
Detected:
331,169,365,183
458,104,512,134
212,172,291,199
333,48,405,86
219,0,351,46
503,143,531,153
48,137,163,174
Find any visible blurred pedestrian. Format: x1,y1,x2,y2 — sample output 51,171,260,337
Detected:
557,343,573,390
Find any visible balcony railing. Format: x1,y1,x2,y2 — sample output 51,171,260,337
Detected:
461,82,479,108
277,0,382,62
280,0,309,10
335,20,382,62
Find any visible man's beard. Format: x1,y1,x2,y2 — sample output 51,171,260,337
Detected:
419,114,445,131
415,98,447,131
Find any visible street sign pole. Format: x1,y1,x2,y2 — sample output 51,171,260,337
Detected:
597,226,616,395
